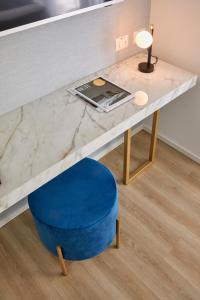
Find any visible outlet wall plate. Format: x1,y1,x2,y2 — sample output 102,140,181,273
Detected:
116,35,129,51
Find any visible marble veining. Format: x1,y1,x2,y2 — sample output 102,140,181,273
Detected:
0,53,198,212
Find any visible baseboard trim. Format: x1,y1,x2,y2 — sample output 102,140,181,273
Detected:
0,124,144,228
144,125,200,164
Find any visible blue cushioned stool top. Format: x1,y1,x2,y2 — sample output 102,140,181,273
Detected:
28,158,117,230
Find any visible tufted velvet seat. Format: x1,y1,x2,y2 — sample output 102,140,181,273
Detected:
28,158,120,275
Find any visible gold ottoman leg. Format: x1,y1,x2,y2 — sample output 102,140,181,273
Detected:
116,218,121,249
56,245,67,276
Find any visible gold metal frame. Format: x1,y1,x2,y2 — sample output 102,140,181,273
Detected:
123,110,160,185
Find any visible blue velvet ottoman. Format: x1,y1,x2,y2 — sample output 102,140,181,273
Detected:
28,158,120,275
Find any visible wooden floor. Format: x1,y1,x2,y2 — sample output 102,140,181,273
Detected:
0,131,200,300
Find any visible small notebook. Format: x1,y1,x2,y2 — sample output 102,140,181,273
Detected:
74,77,133,112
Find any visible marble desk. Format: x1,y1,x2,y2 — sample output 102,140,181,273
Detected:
0,53,197,213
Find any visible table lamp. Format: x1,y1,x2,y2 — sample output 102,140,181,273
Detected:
135,25,155,73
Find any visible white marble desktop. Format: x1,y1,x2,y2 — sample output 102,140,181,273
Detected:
0,53,197,213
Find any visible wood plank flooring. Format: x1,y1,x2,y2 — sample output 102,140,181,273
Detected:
0,130,200,300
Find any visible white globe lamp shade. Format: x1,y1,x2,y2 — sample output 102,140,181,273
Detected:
135,31,153,49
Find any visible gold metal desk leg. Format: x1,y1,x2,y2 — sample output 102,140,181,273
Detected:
123,110,160,185
56,245,67,276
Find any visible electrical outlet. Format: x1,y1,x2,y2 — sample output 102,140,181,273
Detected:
116,35,129,52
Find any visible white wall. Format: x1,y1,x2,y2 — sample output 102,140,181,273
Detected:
0,0,150,116
146,0,200,162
